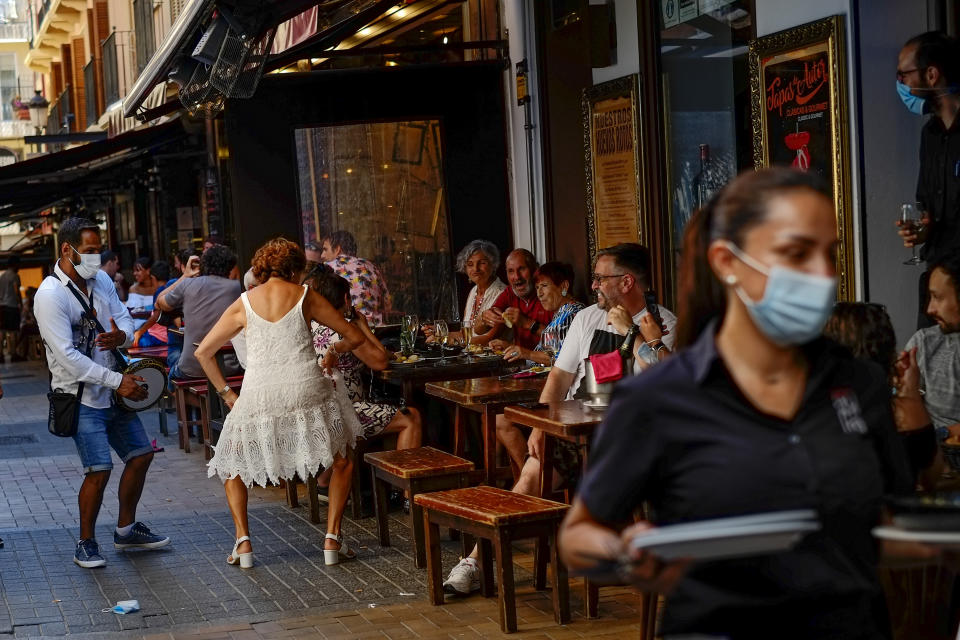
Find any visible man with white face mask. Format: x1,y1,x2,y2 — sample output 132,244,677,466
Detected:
35,217,170,569
895,31,960,328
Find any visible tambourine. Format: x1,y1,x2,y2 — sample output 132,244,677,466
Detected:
115,357,167,411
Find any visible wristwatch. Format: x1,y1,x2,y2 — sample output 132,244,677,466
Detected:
217,384,231,397
530,320,541,333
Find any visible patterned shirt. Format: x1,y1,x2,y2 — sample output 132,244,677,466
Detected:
326,255,390,326
534,301,585,354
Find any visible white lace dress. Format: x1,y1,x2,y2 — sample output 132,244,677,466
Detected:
207,286,362,487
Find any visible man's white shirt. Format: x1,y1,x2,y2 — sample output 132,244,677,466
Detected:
35,262,135,408
554,303,678,399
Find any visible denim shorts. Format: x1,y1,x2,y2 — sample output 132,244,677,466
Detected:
73,405,154,474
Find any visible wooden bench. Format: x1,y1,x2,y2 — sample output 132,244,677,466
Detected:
415,486,570,633
365,447,474,568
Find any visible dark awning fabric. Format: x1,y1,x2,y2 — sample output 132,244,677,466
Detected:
0,119,186,221
122,0,397,118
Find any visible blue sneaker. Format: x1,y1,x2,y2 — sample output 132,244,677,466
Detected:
74,539,106,568
113,522,171,550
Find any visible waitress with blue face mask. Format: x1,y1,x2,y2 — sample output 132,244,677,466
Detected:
559,168,933,640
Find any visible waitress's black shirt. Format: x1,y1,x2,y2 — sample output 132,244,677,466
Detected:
578,325,913,639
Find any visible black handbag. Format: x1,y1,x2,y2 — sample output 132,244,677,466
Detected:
47,285,97,438
47,326,94,438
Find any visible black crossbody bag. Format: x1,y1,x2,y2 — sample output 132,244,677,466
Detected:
47,284,97,438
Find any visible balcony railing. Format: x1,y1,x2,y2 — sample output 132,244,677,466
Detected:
102,30,119,106
35,0,50,33
133,0,155,74
0,21,29,41
84,59,97,128
47,85,72,135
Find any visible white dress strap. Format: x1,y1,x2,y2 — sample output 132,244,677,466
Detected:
240,291,254,314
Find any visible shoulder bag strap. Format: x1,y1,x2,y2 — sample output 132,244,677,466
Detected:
63,280,128,368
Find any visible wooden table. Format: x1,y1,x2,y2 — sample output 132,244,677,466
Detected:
377,356,520,405
425,376,546,485
502,400,603,499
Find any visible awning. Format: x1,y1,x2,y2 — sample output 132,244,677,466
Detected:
122,0,398,118
0,119,187,222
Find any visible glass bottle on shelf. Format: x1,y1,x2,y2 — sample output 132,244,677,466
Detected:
692,144,725,208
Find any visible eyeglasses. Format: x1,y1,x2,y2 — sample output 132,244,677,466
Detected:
896,67,923,82
591,273,626,284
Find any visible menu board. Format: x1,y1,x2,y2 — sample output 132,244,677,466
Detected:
588,93,641,250
761,41,833,196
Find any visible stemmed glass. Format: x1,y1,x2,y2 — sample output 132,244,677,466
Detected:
435,320,449,363
461,321,474,358
405,314,419,355
900,203,924,265
541,327,559,363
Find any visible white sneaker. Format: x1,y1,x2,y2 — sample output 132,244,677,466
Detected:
443,557,480,596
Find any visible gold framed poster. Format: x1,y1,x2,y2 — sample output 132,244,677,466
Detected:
749,15,854,300
581,74,649,267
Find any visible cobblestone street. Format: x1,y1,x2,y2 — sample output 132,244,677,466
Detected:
0,360,650,639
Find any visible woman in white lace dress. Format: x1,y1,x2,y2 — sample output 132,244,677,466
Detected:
195,238,373,567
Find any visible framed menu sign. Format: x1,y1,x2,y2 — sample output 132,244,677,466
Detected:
581,74,649,266
749,15,854,300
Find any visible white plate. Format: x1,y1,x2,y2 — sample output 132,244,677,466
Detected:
872,526,960,547
629,520,820,561
650,510,818,536
581,398,609,410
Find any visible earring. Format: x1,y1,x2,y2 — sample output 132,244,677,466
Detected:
561,288,568,296
725,274,737,285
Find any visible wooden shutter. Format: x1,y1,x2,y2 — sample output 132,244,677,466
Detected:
72,37,86,131
87,1,109,116
60,43,72,89
51,62,62,97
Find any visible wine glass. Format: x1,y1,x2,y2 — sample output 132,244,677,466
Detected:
406,314,419,354
435,320,449,363
541,327,559,363
461,322,474,358
900,203,924,265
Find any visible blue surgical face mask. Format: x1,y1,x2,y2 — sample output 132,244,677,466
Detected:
723,242,837,347
897,80,928,115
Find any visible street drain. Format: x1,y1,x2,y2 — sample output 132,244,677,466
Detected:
0,435,38,445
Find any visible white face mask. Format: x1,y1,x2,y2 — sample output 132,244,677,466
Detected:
70,245,101,280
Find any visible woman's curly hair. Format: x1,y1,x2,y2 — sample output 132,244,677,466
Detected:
823,302,897,379
251,238,306,283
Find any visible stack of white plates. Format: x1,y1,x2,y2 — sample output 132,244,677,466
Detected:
629,510,821,561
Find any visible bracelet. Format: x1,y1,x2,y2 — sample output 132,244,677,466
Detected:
217,384,231,397
646,338,662,346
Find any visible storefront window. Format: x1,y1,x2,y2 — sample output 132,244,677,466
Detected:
658,1,755,276
293,120,457,324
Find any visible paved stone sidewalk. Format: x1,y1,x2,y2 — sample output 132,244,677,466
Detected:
0,360,653,639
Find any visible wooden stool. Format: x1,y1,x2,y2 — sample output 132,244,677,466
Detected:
172,377,206,452
283,472,322,524
365,446,474,568
415,486,570,633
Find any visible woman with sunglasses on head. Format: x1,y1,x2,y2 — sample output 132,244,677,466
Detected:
560,168,932,639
